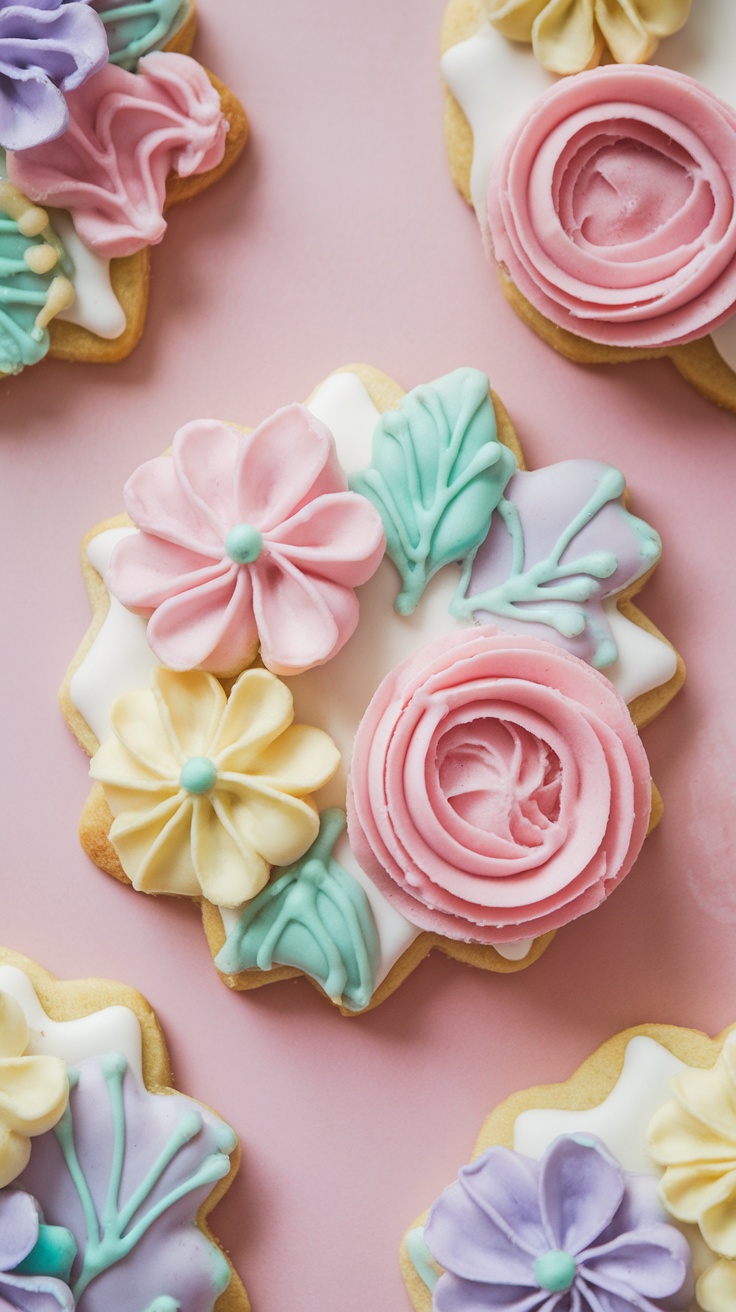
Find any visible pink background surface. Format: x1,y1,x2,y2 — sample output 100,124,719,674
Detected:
2,1,736,1308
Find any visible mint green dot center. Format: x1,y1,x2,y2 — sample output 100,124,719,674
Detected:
225,523,263,565
180,756,218,795
534,1250,576,1293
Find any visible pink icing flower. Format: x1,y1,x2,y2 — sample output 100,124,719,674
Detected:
488,64,736,349
347,627,651,943
6,51,227,258
108,405,386,677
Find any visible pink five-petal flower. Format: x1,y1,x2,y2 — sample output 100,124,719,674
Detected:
109,404,387,678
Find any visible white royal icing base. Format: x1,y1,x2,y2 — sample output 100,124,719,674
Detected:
53,211,127,341
68,371,678,987
0,964,143,1078
440,0,736,371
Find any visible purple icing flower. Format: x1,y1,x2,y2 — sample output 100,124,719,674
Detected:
425,1135,693,1312
0,0,108,151
0,1189,73,1309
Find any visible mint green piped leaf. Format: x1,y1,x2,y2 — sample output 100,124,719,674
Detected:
0,208,71,376
94,0,188,71
349,368,516,615
215,810,379,1012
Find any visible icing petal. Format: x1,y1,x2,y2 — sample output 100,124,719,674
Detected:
698,1259,736,1312
594,0,657,63
0,993,29,1059
214,780,320,869
145,568,255,675
272,491,386,585
539,1137,624,1253
211,667,295,764
153,666,227,761
582,1229,692,1299
0,1189,38,1270
121,450,224,556
173,420,241,535
106,687,180,777
251,554,350,676
486,0,550,43
192,795,269,907
109,793,200,896
109,533,230,612
230,723,341,794
0,1123,31,1190
235,405,347,532
532,0,602,74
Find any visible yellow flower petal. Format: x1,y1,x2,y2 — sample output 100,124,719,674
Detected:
698,1259,736,1312
229,723,340,795
108,687,180,778
620,0,690,38
0,1056,68,1133
90,739,179,814
212,668,295,765
214,780,321,869
0,1123,31,1189
595,0,658,62
110,794,200,897
192,796,270,907
533,0,601,73
486,0,549,41
154,666,227,761
0,993,29,1060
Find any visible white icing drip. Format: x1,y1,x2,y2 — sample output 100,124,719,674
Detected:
0,965,143,1078
68,371,677,988
53,210,127,340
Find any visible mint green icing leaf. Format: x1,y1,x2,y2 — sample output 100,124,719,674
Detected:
0,200,71,376
93,0,188,71
349,368,516,615
215,810,379,1013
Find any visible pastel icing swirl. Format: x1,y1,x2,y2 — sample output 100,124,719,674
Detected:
487,64,736,349
347,627,651,944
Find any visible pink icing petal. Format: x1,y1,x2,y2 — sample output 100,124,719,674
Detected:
269,491,386,585
146,566,258,674
122,447,225,556
7,52,227,259
172,420,242,538
487,64,736,348
251,553,352,676
235,405,348,532
347,627,650,943
109,534,231,612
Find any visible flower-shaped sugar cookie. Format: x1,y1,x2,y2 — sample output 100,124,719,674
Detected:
0,991,67,1187
62,366,683,1013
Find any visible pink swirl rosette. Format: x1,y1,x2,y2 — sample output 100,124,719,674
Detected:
487,64,736,349
347,627,651,943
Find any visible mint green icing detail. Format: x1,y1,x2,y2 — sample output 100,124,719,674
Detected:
96,0,188,71
349,368,516,616
180,756,217,794
225,523,263,565
55,1055,231,1302
452,467,637,667
405,1227,439,1294
534,1250,577,1293
0,204,71,376
143,1299,181,1311
13,1225,77,1281
215,809,379,1012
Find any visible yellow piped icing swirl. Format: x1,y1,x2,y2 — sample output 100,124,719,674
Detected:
0,991,69,1187
485,0,691,75
90,665,341,908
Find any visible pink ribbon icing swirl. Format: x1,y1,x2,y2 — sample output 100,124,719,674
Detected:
347,627,651,943
487,64,736,349
7,51,227,258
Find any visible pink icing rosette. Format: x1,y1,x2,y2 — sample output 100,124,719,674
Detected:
347,627,651,943
7,52,227,259
487,64,736,349
108,404,386,677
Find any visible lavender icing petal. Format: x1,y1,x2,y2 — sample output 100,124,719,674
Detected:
538,1137,625,1255
426,1147,547,1282
581,1227,693,1305
0,1191,38,1271
433,1272,553,1312
0,1270,74,1311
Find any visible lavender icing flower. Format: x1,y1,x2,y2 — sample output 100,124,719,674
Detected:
0,1189,73,1309
425,1135,693,1311
0,0,108,151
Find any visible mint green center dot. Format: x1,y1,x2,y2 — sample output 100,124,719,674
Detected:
225,523,263,565
534,1250,577,1293
180,756,218,794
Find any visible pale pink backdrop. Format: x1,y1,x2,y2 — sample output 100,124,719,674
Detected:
1,1,735,1308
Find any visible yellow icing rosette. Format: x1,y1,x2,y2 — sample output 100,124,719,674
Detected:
486,0,692,75
0,991,68,1186
90,665,341,908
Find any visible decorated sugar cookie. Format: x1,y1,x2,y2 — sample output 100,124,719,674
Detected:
401,1017,736,1312
0,947,248,1312
0,0,247,376
61,366,684,1013
441,0,736,413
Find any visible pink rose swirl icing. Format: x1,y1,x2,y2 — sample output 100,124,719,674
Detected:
108,405,386,677
347,627,651,943
7,52,227,259
487,64,736,349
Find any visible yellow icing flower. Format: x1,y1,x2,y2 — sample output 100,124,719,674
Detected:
648,1030,736,1261
0,991,68,1187
698,1259,736,1312
486,0,691,75
90,666,341,908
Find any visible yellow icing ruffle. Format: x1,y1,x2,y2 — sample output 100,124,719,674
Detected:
649,1030,736,1270
698,1259,736,1312
91,666,341,908
486,0,691,75
0,992,68,1187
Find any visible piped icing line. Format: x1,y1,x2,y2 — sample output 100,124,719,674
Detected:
7,53,228,260
94,0,191,70
64,368,680,1007
0,951,246,1312
0,179,75,373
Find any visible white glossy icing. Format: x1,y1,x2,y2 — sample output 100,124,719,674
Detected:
53,210,127,340
68,371,677,985
0,965,143,1079
440,0,736,369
